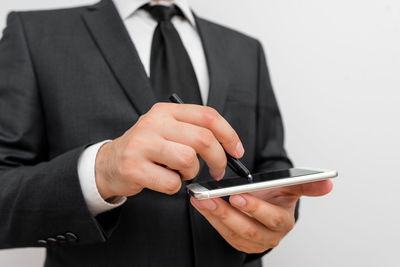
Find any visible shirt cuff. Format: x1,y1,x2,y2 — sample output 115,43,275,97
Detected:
77,140,127,216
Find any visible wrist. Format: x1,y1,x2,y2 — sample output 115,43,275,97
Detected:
95,142,117,200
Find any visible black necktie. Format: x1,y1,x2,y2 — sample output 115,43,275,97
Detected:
142,4,203,105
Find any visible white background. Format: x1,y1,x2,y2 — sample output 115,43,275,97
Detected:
1,0,399,266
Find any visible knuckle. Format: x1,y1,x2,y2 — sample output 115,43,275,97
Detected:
270,213,286,229
164,177,182,195
135,116,157,130
195,129,214,149
226,230,240,242
217,208,230,221
151,102,167,112
179,147,197,168
127,136,143,150
202,107,219,125
242,226,258,240
182,159,200,181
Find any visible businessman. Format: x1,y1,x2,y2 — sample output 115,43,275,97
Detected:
0,0,332,266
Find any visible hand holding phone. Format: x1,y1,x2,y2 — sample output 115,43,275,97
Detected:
190,171,334,254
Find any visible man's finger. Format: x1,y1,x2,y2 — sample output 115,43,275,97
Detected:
159,120,226,180
300,179,333,196
190,197,275,252
171,104,244,158
229,193,294,232
283,180,333,197
136,162,182,195
147,138,200,181
191,197,284,247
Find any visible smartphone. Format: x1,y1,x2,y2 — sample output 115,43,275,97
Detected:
187,168,338,200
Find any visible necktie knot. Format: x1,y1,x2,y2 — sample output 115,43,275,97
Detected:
142,4,182,22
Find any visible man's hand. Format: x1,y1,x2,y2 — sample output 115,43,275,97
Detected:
95,103,244,200
190,180,333,253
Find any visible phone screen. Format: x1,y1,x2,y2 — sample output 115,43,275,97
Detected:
199,168,322,190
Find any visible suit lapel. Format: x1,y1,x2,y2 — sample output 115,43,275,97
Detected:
83,0,156,115
195,15,230,115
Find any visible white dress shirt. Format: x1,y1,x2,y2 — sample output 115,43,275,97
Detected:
78,0,209,216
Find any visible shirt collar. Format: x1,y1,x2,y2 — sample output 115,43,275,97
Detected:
113,0,196,26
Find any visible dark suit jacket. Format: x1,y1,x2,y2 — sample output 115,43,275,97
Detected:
0,0,296,266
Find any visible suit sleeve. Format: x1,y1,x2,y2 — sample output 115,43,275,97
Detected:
244,40,300,263
0,12,114,249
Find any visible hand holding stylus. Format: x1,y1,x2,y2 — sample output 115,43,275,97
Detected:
95,102,244,200
169,93,253,182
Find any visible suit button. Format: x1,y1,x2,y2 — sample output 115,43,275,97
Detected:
56,235,67,245
37,240,48,247
47,238,57,246
65,232,78,243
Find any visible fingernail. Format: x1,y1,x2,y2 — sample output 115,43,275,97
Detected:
196,199,217,211
231,195,247,207
236,142,245,158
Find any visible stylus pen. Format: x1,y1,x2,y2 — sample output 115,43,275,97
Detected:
169,93,254,183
